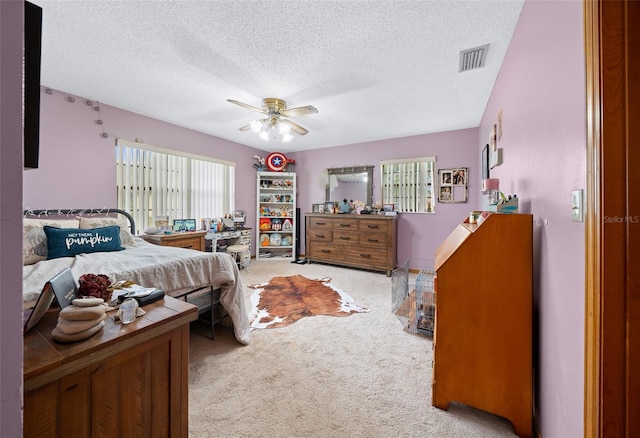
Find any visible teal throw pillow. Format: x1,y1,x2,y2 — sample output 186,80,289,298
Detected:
44,225,124,259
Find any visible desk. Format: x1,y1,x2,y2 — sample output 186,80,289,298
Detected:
205,228,251,252
23,296,198,438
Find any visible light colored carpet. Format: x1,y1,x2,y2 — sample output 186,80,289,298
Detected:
188,260,517,437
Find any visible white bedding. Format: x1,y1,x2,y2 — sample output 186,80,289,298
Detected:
23,236,250,345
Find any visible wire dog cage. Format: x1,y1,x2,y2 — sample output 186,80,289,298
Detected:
391,258,435,338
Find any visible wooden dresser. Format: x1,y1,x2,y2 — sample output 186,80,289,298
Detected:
140,230,207,251
23,296,198,438
305,213,397,276
432,214,533,437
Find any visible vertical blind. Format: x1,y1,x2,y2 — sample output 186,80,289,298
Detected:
381,157,436,213
116,139,235,231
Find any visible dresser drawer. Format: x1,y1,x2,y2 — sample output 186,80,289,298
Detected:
332,218,358,231
309,217,332,229
140,232,206,252
166,236,203,250
308,242,345,261
359,219,386,232
359,231,388,246
345,245,388,267
333,230,357,244
309,229,332,242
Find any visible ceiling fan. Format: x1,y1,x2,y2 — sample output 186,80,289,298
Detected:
227,98,318,141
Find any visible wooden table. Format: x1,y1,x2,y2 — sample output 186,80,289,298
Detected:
139,230,207,251
23,296,198,438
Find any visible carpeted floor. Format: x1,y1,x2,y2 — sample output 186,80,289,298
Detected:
188,260,517,437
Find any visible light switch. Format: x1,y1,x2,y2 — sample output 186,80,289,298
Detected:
571,189,583,222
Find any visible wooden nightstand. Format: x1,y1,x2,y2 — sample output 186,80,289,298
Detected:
140,230,207,251
23,296,198,437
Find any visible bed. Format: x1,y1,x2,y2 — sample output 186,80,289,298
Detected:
22,208,250,345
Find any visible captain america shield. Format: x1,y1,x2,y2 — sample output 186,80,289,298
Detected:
266,152,287,171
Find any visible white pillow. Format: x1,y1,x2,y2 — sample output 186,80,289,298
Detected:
78,216,137,248
23,218,80,265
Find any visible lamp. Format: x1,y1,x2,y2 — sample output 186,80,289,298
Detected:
250,114,293,143
482,178,500,205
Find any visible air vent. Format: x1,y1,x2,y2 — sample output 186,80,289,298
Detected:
459,44,489,72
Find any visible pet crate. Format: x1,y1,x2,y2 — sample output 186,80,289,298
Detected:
391,258,435,338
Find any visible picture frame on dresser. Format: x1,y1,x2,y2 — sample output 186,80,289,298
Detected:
324,201,336,214
23,282,55,334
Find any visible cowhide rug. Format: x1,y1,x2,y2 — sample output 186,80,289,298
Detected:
248,275,370,329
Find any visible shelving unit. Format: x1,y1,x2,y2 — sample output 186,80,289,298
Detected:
256,171,296,260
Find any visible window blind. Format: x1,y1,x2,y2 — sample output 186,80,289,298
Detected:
116,139,235,231
381,157,435,213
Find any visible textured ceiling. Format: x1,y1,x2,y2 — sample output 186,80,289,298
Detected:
31,0,524,153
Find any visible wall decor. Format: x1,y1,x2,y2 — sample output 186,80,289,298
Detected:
489,124,498,168
438,168,468,203
489,124,503,169
482,144,490,180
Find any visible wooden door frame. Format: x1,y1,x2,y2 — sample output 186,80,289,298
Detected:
584,1,639,436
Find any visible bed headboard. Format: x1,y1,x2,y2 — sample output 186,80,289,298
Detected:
23,208,136,235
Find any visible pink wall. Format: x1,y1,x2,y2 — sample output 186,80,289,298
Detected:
23,87,267,239
292,128,479,268
480,1,586,436
1,1,26,436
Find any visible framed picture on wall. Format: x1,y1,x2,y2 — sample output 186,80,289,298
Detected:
438,168,468,203
489,124,502,169
482,144,490,179
452,168,467,185
440,170,452,185
489,124,497,168
439,186,452,202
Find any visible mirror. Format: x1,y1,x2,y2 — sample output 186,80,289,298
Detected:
326,166,373,208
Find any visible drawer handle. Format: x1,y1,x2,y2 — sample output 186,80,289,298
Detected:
315,234,325,238
316,222,326,225
184,245,193,249
367,239,379,243
339,224,351,227
339,236,351,240
359,253,372,258
367,225,379,229
321,249,331,253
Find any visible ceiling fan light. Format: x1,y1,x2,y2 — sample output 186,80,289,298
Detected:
282,133,293,143
259,131,270,141
250,120,263,133
278,122,291,135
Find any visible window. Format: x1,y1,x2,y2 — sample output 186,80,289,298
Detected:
116,139,235,231
381,157,436,213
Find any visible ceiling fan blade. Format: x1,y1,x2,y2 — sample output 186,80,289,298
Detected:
281,105,318,118
282,119,309,135
227,99,267,114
